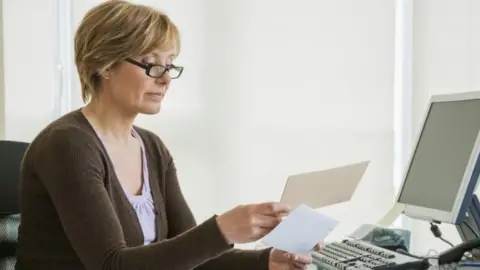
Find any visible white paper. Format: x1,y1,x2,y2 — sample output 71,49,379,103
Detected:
262,204,339,254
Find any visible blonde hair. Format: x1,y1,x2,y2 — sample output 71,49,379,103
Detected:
74,0,180,102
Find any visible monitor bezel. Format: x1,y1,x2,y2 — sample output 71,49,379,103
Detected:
395,91,480,224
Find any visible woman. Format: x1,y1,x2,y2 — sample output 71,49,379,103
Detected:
16,1,318,269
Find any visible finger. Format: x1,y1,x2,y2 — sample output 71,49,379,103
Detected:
288,253,313,264
254,228,271,239
313,242,324,250
257,202,292,216
253,215,283,229
247,227,271,241
292,262,309,269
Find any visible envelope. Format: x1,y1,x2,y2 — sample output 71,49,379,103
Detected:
280,160,369,209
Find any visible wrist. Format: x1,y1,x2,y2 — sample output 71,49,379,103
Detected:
267,248,275,269
215,215,233,245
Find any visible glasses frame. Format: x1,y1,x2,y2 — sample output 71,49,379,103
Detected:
125,58,184,79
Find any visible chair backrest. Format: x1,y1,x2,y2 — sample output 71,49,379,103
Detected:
0,140,29,270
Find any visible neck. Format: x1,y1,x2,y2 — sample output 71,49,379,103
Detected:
82,96,137,144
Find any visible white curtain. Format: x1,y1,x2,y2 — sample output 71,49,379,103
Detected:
3,0,397,247
133,0,397,242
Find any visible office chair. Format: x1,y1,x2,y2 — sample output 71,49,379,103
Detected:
0,140,29,270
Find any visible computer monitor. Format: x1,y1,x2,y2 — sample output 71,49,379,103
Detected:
395,91,480,225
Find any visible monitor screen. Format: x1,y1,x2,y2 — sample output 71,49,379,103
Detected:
398,99,480,212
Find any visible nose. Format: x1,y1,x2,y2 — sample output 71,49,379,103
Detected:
156,71,171,85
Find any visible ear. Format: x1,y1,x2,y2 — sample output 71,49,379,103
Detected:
98,68,111,80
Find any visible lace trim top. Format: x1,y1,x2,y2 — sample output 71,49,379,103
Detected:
96,128,157,245
120,128,157,245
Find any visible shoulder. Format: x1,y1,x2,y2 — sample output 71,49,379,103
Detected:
24,110,103,167
32,109,99,147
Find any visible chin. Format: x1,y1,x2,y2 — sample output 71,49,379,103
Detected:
139,104,162,115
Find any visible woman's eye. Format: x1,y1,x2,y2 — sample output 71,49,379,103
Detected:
141,57,155,63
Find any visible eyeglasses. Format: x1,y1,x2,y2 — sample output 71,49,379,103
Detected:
125,58,184,79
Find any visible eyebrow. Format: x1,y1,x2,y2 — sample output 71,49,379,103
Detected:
150,52,177,59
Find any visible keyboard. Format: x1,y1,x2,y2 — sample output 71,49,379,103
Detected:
312,239,426,270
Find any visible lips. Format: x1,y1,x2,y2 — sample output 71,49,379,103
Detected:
148,92,164,96
145,91,165,102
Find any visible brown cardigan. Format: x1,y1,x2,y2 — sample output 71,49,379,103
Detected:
16,109,271,270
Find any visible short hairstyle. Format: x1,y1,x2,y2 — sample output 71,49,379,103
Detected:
74,0,180,102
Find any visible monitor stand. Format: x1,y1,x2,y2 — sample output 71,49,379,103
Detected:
457,194,480,242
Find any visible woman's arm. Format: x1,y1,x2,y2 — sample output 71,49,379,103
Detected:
34,126,232,270
162,151,271,270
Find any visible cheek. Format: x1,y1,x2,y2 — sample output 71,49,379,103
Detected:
128,70,148,91
114,70,151,98
134,79,159,101
128,69,156,94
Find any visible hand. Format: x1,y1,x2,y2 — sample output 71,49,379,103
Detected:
215,202,291,244
268,243,323,270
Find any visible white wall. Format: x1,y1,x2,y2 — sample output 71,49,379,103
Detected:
408,0,480,255
3,0,397,251
2,0,57,141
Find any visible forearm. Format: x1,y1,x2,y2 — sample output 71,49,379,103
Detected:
104,217,232,270
194,247,272,270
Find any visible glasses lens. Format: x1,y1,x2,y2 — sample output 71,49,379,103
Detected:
148,65,183,79
148,66,166,77
168,66,182,79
